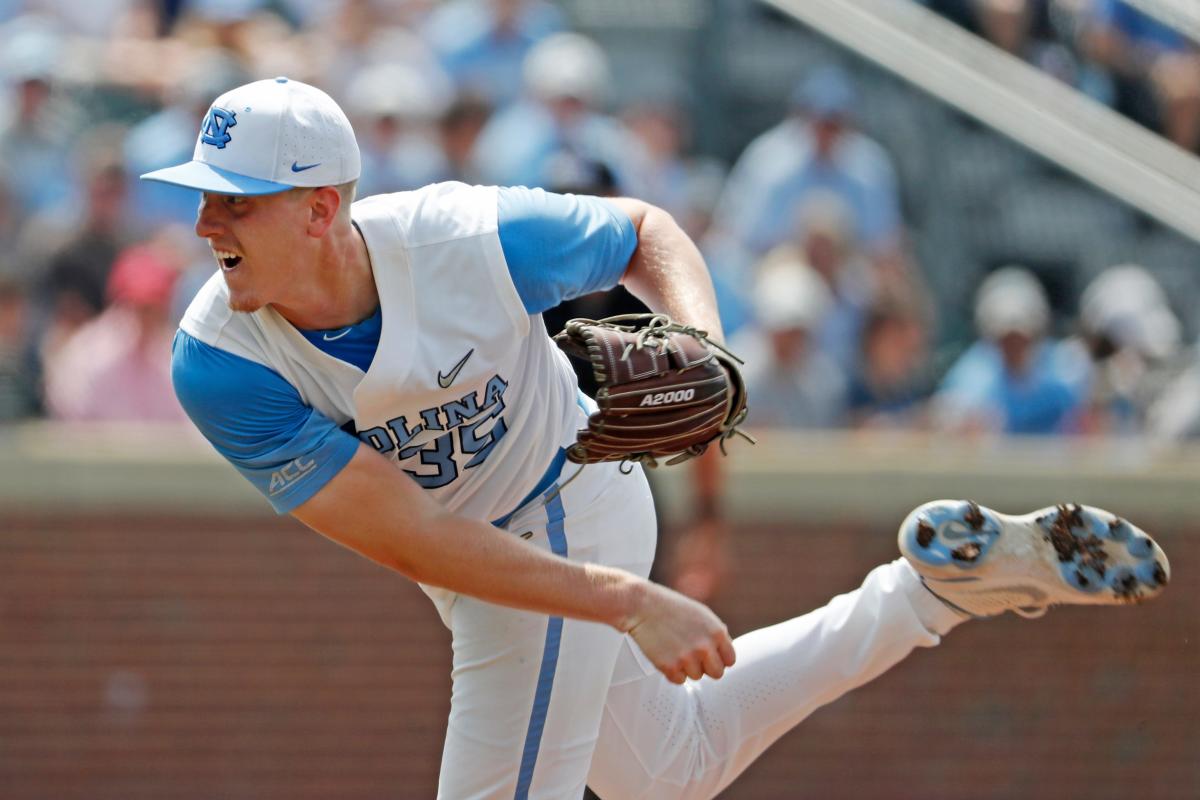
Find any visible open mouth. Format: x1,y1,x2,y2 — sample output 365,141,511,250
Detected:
213,249,243,271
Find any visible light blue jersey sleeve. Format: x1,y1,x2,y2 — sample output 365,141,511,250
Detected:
171,330,360,514
496,186,638,314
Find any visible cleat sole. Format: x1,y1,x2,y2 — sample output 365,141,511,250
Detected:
899,500,1170,616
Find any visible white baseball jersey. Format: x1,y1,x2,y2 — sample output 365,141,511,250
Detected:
181,182,583,522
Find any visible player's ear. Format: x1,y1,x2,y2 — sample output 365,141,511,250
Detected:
305,186,342,237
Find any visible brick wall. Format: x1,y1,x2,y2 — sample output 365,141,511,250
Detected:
2,512,1194,799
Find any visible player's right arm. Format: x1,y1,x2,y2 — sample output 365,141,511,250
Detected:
171,330,734,684
295,442,734,684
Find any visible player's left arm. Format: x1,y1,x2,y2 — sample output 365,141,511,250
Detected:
496,187,722,341
500,188,736,596
608,198,734,599
609,197,725,344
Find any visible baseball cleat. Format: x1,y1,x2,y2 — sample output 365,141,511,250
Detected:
898,500,1170,618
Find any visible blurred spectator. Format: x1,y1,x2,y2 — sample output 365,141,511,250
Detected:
1067,264,1183,434
43,241,186,422
93,3,198,99
318,6,447,104
0,276,38,420
21,126,143,413
777,191,881,374
25,126,140,338
424,0,564,108
971,0,1115,102
734,254,847,429
974,0,1046,55
0,15,82,217
724,190,904,379
1078,0,1200,150
847,289,933,430
470,32,651,194
539,150,619,197
707,65,904,268
920,0,1200,126
172,0,304,81
3,0,1192,443
621,97,726,239
315,0,434,30
932,266,1084,434
438,94,493,184
345,60,456,193
37,0,142,37
123,52,249,227
1149,344,1200,442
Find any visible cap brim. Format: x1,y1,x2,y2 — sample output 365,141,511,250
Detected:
139,160,292,195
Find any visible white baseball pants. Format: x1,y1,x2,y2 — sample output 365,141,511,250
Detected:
435,462,960,799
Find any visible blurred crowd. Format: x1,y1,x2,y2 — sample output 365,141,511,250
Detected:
3,0,1200,442
921,0,1200,153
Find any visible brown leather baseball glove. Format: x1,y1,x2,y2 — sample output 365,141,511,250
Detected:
553,314,753,467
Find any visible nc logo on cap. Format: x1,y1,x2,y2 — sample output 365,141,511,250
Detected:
200,107,238,149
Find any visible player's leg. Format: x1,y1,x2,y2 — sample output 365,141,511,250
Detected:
436,462,657,799
586,500,1169,799
587,557,953,799
436,595,626,799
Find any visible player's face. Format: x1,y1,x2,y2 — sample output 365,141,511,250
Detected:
194,190,315,313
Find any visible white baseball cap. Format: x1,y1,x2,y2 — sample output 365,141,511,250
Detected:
140,77,361,196
974,266,1050,339
1080,264,1180,359
753,255,832,332
524,33,609,106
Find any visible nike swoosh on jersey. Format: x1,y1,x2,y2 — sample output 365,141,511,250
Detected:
322,328,352,341
291,161,321,172
437,348,475,388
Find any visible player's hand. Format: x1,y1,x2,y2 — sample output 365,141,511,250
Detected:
624,581,736,684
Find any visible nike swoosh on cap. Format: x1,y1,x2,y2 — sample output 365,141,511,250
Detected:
291,161,321,172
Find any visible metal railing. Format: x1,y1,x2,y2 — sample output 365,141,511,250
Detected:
763,0,1200,245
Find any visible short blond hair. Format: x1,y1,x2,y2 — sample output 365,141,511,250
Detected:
336,180,357,217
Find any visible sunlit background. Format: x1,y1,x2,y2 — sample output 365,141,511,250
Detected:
1,0,1197,797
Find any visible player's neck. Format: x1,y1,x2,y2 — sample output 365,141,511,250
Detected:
272,219,378,330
